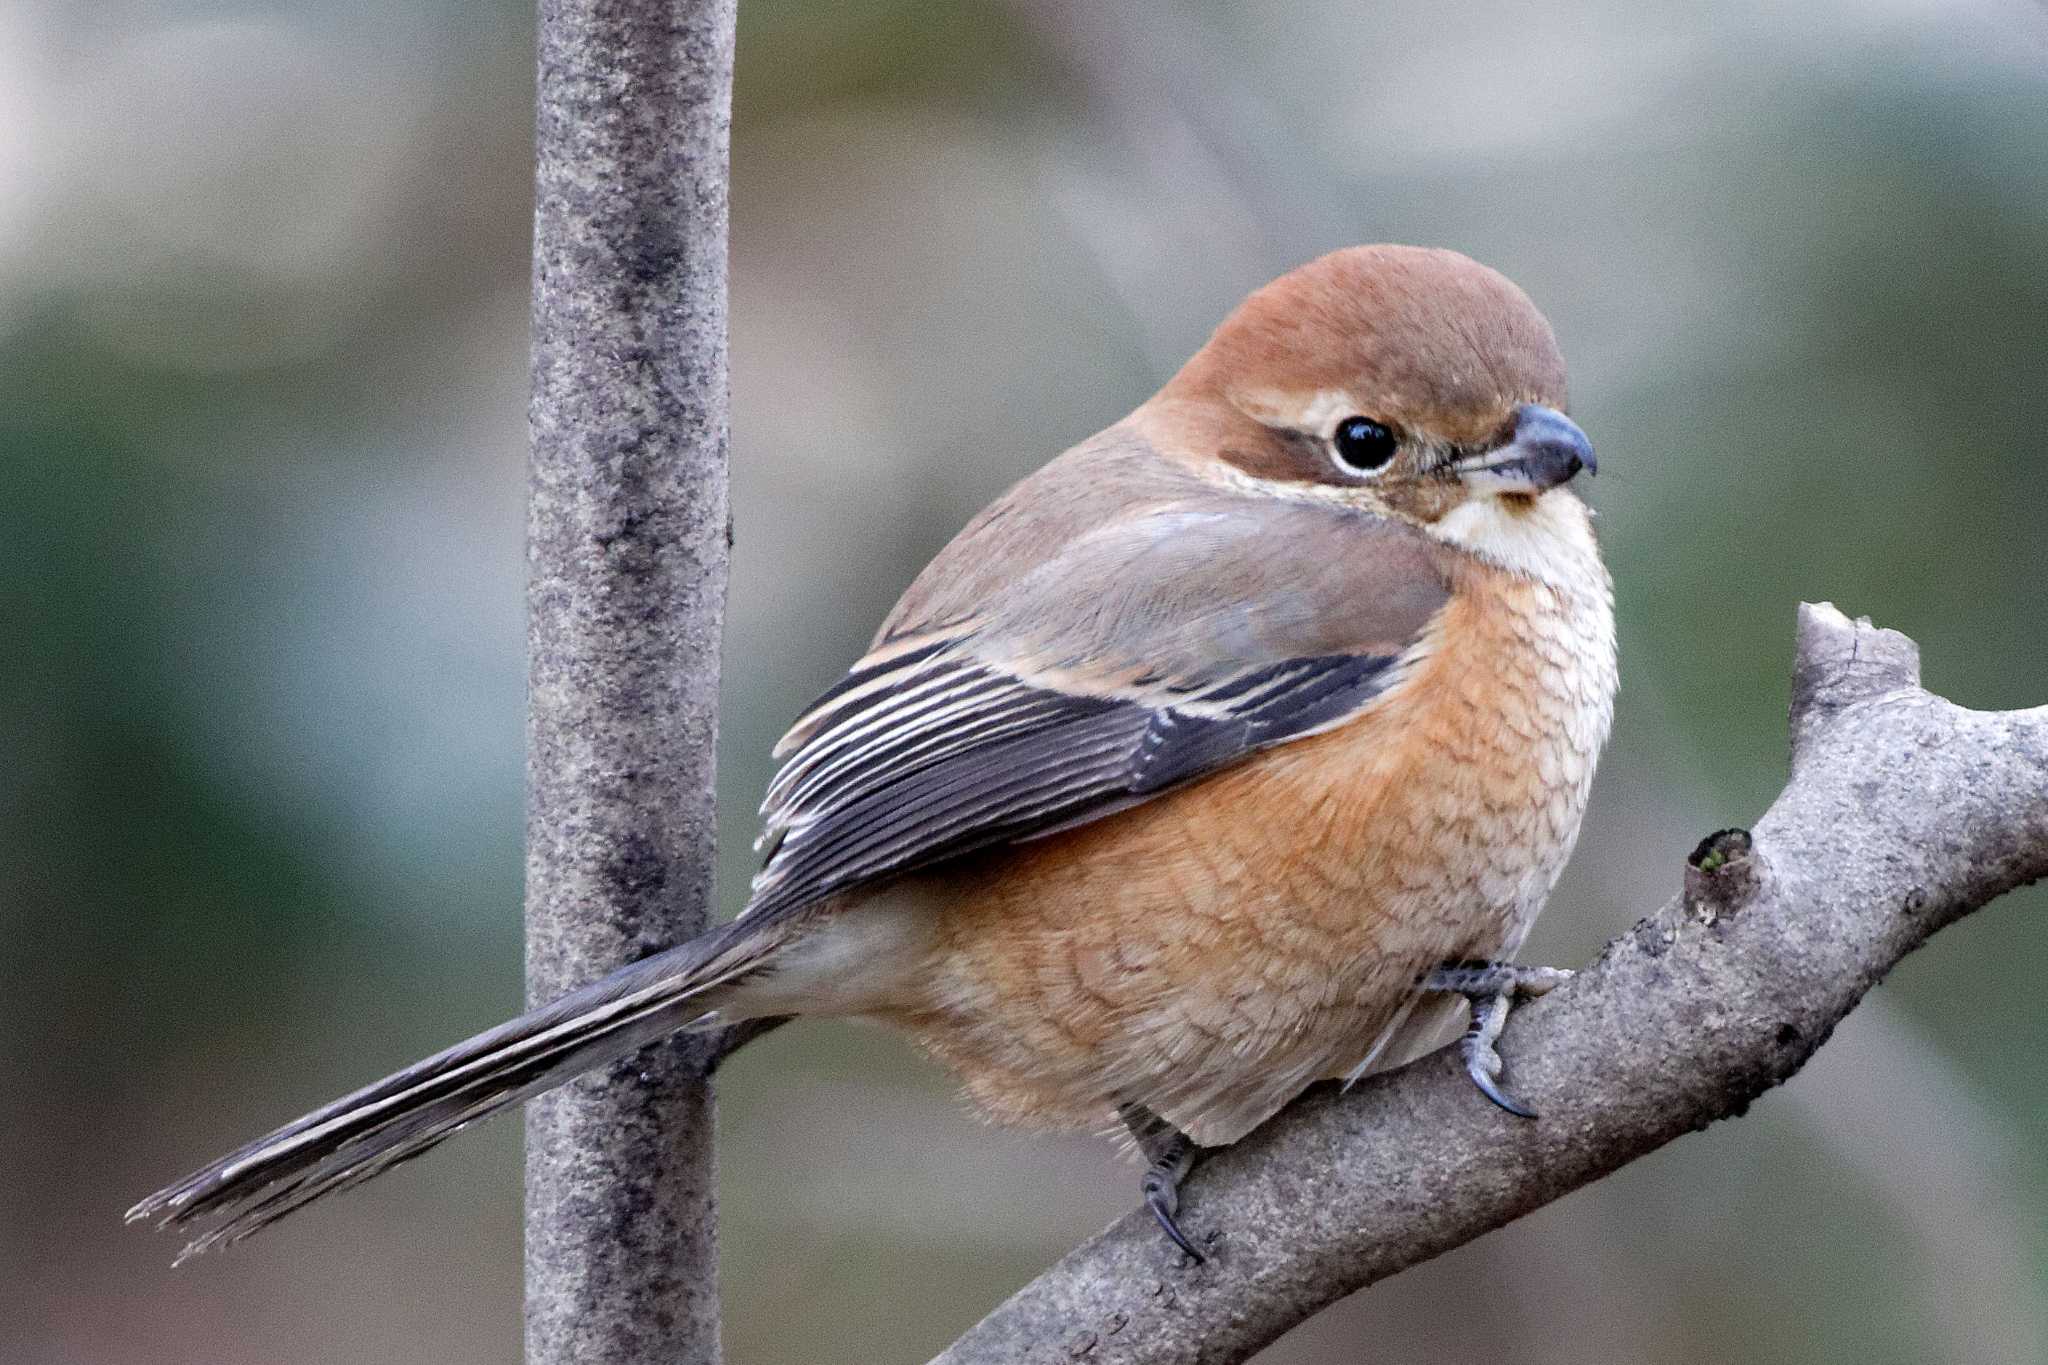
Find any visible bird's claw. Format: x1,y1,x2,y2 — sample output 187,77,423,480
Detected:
1461,995,1537,1118
1142,1166,1205,1262
1120,1102,1207,1263
1423,959,1567,1119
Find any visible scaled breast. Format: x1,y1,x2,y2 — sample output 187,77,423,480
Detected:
1446,543,1617,933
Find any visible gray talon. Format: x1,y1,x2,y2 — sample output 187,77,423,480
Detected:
1423,959,1565,1119
1143,1166,1204,1262
1120,1102,1207,1263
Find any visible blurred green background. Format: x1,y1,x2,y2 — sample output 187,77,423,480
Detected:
6,1,2046,1362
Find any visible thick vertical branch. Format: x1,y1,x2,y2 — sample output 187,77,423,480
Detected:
525,3,735,1364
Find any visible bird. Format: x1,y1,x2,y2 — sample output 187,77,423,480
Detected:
130,243,1616,1264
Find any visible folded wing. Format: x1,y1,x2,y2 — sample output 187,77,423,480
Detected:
748,458,1450,924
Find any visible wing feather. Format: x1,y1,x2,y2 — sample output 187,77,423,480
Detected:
744,646,1417,923
750,700,1141,919
743,445,1453,925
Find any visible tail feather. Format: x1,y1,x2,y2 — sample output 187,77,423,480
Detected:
128,918,774,1262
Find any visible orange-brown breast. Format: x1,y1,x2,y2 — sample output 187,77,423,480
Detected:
881,552,1616,1144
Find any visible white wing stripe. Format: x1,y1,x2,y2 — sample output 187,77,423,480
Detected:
763,665,985,806
766,686,1055,821
766,697,1067,834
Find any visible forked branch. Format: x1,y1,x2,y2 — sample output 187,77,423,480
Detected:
932,603,2048,1365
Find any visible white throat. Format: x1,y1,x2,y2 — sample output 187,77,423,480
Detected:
1426,491,1604,592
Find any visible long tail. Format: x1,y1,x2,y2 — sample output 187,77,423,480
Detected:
127,916,777,1263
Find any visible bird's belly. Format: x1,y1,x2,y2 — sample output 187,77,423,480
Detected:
878,576,1615,1144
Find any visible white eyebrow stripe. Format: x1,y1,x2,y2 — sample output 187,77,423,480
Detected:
1293,389,1362,434
1233,387,1363,436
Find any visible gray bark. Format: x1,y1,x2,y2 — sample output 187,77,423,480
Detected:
524,2,736,1364
932,603,2048,1365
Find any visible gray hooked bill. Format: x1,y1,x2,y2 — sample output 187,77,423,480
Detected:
1457,404,1596,493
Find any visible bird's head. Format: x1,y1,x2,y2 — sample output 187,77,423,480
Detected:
1147,245,1598,577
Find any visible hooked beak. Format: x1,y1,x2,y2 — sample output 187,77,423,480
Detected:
1456,404,1596,495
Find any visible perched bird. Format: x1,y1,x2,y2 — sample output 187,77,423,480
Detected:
131,244,1616,1263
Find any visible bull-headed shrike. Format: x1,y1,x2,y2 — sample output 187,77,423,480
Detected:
133,244,1615,1263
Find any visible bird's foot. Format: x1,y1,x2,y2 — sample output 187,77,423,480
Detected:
1421,959,1571,1119
1423,960,1572,999
1118,1103,1208,1263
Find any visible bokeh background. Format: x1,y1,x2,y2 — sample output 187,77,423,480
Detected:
7,0,2047,1361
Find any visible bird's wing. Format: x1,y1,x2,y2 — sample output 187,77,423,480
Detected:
745,451,1451,924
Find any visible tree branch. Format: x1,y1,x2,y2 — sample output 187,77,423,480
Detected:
524,3,735,1364
934,603,2048,1365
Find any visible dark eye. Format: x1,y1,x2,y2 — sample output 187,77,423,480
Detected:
1332,416,1398,474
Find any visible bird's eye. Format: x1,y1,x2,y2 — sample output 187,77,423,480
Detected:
1331,416,1399,475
